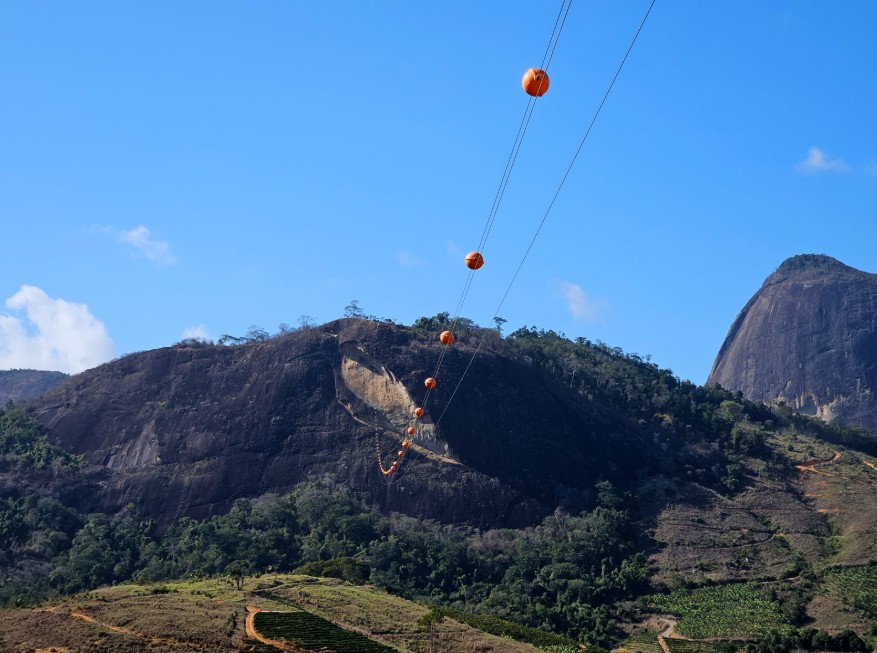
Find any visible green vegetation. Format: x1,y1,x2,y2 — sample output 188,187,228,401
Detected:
664,640,740,653
0,476,646,647
293,556,371,584
423,606,576,648
825,564,877,619
254,611,396,653
503,327,806,494
624,631,665,653
0,407,82,469
645,583,790,639
744,628,868,653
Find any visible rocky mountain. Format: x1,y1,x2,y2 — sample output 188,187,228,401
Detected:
28,318,654,530
0,369,68,405
7,314,877,644
708,254,877,434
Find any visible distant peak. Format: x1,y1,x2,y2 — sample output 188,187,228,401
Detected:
774,254,856,277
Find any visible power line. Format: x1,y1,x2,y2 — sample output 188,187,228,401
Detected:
434,0,658,428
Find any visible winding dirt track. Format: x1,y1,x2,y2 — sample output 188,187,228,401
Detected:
862,459,877,473
40,602,312,652
41,605,212,650
795,451,842,477
656,619,682,653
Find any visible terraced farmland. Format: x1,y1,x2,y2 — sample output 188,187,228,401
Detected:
625,631,664,653
645,583,790,639
664,639,740,653
253,610,397,653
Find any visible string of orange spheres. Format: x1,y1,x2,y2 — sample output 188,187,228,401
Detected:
376,68,550,477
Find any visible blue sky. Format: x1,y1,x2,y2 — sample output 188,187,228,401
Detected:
2,1,875,382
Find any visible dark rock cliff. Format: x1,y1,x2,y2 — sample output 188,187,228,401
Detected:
0,369,68,404
28,319,653,530
708,254,877,434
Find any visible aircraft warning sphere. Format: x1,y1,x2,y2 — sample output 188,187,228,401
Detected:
424,377,437,389
439,331,455,345
414,407,424,417
465,252,485,270
522,68,550,97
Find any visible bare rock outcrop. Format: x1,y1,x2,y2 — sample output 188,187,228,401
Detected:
708,254,877,434
29,319,651,530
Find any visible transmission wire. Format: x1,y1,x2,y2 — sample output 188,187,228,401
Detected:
417,0,573,414
434,0,657,428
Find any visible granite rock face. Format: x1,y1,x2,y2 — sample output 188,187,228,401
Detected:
0,369,68,404
708,254,877,434
29,319,651,530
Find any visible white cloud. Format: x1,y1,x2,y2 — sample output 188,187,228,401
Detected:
0,285,115,374
397,250,424,267
795,147,849,174
555,281,606,322
118,226,176,264
182,324,210,341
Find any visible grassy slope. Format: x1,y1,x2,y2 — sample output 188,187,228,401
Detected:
252,576,545,652
0,574,545,653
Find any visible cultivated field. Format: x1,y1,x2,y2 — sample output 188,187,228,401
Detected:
644,583,791,639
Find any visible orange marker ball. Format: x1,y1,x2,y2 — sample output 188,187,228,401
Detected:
424,377,437,389
398,450,405,457
414,407,424,417
407,427,416,436
522,68,550,97
439,330,455,345
465,252,485,270
402,441,410,449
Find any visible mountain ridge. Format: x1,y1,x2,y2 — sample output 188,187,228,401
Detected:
0,369,68,405
27,318,655,530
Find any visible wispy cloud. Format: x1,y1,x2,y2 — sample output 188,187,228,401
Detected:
554,281,606,322
182,324,210,341
0,285,115,374
864,163,877,179
795,147,849,174
397,250,425,267
119,226,176,264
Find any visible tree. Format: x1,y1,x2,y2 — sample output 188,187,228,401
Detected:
298,315,315,329
245,326,270,342
493,316,507,337
226,560,250,590
218,334,246,346
344,300,364,318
